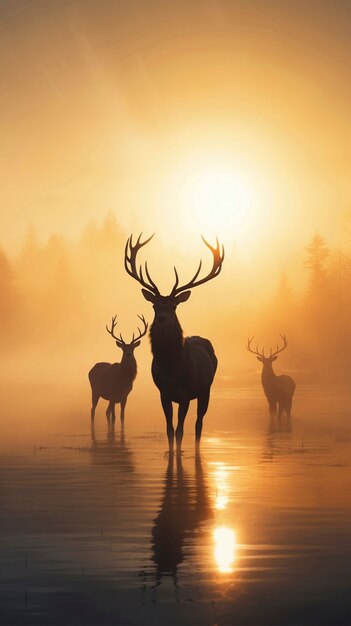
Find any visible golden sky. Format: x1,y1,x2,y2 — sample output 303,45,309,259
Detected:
1,0,350,266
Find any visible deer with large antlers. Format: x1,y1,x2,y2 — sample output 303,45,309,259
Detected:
124,233,224,451
246,335,296,417
88,314,148,425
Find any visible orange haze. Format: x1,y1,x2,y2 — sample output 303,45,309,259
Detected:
0,1,351,388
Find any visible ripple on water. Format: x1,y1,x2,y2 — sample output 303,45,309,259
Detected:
1,392,351,625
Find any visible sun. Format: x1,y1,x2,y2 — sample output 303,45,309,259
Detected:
178,164,255,243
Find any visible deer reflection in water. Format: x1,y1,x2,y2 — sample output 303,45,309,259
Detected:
151,452,212,588
263,413,293,463
90,422,134,475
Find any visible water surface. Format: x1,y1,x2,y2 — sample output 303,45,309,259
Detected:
1,385,350,625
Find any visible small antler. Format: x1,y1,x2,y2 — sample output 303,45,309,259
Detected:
170,236,225,296
246,336,265,358
130,314,148,345
269,334,288,358
124,233,159,295
106,315,126,345
106,314,148,346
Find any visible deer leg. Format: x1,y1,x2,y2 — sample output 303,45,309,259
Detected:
106,401,113,423
91,394,99,421
269,413,276,433
111,402,116,423
120,397,127,425
269,401,277,417
176,400,190,452
120,421,125,443
195,390,210,446
161,394,174,452
107,419,115,437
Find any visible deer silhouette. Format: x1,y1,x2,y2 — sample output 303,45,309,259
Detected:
124,234,224,451
89,314,148,425
246,334,296,417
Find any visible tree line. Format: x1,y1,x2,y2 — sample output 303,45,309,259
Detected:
1,215,350,383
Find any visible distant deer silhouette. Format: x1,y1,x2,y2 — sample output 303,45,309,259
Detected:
89,314,148,425
124,234,224,451
246,335,296,417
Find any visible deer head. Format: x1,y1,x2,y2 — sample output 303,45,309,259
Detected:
246,335,288,366
106,314,148,359
124,233,224,331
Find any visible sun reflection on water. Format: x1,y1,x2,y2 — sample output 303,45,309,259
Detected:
211,462,231,510
215,493,229,510
214,526,237,573
209,460,238,573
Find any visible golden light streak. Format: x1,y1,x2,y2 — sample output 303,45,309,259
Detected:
214,526,237,573
212,462,231,510
215,494,229,510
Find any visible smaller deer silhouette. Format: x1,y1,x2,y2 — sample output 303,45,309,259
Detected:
89,314,148,425
246,334,296,417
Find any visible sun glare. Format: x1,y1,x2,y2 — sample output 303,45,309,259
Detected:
179,164,255,243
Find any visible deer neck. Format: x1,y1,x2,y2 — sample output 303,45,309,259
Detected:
120,354,137,382
261,362,276,387
150,317,184,373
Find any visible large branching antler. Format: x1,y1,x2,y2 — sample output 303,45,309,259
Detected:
246,334,288,358
124,233,224,297
170,236,225,296
124,233,159,295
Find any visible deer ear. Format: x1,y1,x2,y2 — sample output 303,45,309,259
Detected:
133,340,141,348
271,355,277,362
116,340,123,348
257,356,263,362
141,289,155,303
174,290,191,305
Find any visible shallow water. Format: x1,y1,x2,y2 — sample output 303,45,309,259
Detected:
1,385,350,625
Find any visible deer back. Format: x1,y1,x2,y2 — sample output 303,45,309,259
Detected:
89,359,136,401
262,369,295,401
151,335,217,402
275,374,296,398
